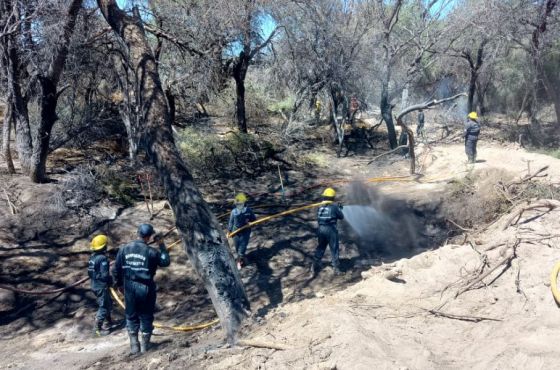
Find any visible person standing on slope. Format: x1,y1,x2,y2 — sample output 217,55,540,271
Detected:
112,224,170,355
465,111,481,164
311,188,344,276
228,192,256,269
88,234,114,336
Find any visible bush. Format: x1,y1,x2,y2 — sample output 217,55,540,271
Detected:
177,128,282,179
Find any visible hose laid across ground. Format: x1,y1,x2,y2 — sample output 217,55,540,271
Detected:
550,261,560,305
108,286,220,332
0,276,90,295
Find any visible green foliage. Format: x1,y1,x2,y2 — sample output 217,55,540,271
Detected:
267,95,295,114
177,127,280,179
533,148,560,159
96,164,136,206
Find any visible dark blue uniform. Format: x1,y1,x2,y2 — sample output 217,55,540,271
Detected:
417,111,425,137
228,206,256,258
112,240,170,334
464,119,480,163
313,203,344,272
88,252,113,322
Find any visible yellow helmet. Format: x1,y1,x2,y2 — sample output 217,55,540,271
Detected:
91,234,108,251
468,111,478,120
235,193,248,204
322,187,336,198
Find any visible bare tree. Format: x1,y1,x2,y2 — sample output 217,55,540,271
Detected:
96,0,250,342
364,0,457,148
0,0,83,182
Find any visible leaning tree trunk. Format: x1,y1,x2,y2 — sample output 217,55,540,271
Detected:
2,102,16,174
96,0,250,342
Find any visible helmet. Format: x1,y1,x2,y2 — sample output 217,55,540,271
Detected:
322,187,336,198
138,223,155,238
91,235,108,251
235,193,248,204
468,112,478,120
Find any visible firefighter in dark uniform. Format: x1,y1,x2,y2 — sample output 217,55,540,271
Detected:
228,192,256,269
417,109,425,140
112,224,170,354
465,111,481,163
88,234,114,336
312,188,345,276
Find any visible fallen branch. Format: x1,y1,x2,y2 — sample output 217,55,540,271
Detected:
507,165,548,186
367,145,408,164
455,240,519,298
425,309,502,323
502,199,560,231
237,339,292,351
2,188,17,215
446,218,474,232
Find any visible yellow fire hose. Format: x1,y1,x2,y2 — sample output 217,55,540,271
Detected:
108,175,441,333
550,261,560,305
227,201,331,238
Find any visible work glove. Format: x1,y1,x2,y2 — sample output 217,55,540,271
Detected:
338,202,344,210
153,232,164,244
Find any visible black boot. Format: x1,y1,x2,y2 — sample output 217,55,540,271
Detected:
93,319,110,337
140,332,151,353
128,331,140,355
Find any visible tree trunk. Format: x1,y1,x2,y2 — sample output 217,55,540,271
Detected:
29,78,58,183
381,86,398,149
467,70,477,113
27,0,82,183
4,33,33,173
234,72,248,133
2,102,16,174
96,0,250,342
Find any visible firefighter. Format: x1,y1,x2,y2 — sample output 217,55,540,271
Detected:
228,193,256,269
311,188,345,276
464,111,481,163
88,234,114,337
112,224,170,355
417,109,425,140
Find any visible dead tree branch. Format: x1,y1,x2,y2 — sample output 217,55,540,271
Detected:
396,93,467,174
502,199,560,230
455,240,520,298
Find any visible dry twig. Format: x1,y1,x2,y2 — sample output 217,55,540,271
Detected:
455,240,520,298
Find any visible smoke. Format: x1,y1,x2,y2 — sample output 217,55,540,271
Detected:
341,182,431,257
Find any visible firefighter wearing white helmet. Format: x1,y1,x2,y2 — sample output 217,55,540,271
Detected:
311,188,344,276
228,193,256,269
88,234,114,337
465,111,481,164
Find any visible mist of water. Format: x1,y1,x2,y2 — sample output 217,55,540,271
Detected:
342,205,388,241
339,182,432,256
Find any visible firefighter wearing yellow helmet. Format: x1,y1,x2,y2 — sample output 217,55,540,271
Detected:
465,111,481,164
228,193,256,269
312,188,345,276
88,234,114,337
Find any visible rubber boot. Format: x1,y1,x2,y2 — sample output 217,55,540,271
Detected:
140,332,151,353
128,332,140,355
93,319,110,337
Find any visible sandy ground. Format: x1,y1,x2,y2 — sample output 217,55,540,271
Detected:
1,123,560,369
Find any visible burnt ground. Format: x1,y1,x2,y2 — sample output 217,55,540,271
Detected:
2,114,552,369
